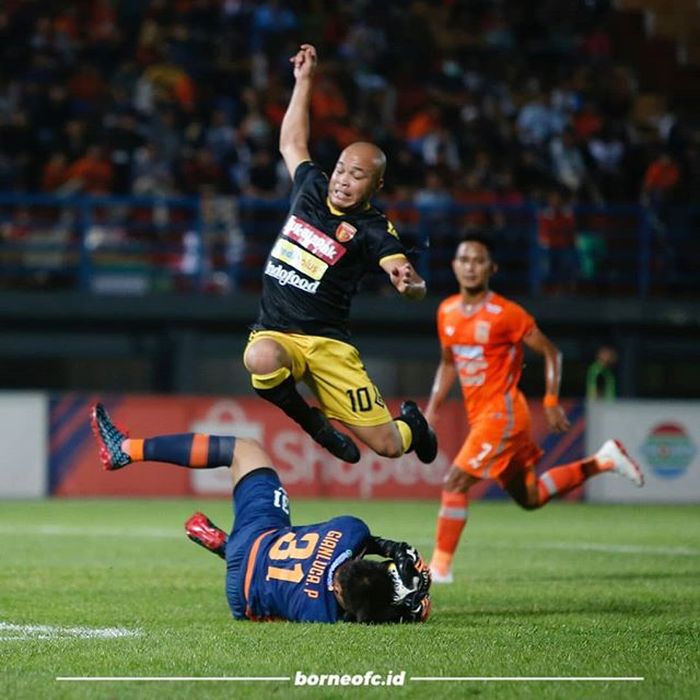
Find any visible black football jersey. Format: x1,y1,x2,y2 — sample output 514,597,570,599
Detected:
254,161,406,341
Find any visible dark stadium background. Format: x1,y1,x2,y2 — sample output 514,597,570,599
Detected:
0,0,698,400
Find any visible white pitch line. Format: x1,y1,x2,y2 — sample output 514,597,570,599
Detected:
0,622,142,641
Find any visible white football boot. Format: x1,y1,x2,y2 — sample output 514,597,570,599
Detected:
594,439,644,487
429,564,454,584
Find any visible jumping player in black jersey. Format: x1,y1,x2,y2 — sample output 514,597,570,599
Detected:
244,43,437,466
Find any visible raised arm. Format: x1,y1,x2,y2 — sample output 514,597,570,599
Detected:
279,44,316,177
379,255,426,300
424,346,458,425
523,327,570,433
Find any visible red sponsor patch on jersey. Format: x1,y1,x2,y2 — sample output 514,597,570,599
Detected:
282,215,346,264
335,221,357,243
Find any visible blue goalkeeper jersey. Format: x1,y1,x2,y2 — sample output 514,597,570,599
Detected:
244,515,370,622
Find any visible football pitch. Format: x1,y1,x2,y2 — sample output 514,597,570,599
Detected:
1,499,698,699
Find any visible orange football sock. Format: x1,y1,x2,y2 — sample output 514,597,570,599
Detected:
432,490,469,570
122,438,144,462
536,458,598,505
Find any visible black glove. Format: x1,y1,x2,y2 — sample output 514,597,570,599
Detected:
369,537,431,593
389,589,432,624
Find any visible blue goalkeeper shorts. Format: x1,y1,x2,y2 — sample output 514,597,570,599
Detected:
224,468,291,619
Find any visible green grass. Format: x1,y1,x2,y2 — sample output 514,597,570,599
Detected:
1,499,698,699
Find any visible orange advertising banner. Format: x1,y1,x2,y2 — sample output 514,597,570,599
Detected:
50,394,584,499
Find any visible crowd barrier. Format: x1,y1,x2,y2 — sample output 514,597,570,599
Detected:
1,194,698,298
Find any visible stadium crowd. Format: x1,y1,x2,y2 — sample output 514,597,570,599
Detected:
0,0,696,205
0,0,698,296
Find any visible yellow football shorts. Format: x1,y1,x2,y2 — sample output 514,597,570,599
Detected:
246,330,393,427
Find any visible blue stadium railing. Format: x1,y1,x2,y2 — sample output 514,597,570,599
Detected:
0,193,697,298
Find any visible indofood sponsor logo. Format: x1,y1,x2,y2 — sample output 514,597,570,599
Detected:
641,422,696,479
265,261,320,293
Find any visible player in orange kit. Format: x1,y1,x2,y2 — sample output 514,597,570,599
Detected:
425,235,644,583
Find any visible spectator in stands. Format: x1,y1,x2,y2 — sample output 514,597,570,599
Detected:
131,142,174,196
41,151,70,193
588,124,627,202
64,145,114,195
516,84,566,147
537,188,578,294
549,127,592,199
586,345,618,400
641,149,680,207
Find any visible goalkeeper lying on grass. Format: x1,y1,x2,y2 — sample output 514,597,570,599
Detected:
91,403,432,624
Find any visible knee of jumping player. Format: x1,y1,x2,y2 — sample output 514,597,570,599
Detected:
352,423,403,458
375,436,404,458
243,338,290,376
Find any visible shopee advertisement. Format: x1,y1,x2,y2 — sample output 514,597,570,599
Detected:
50,394,584,499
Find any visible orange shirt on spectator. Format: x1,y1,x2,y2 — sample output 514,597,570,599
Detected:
66,150,114,194
538,206,575,249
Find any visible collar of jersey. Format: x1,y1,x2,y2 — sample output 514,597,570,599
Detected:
325,197,370,216
461,290,492,316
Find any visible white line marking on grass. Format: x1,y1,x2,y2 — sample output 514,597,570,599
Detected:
0,622,142,641
410,677,645,682
56,677,291,682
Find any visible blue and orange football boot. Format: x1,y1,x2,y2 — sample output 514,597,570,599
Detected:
90,403,132,471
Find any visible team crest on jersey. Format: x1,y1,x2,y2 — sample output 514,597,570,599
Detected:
475,320,491,343
335,221,357,242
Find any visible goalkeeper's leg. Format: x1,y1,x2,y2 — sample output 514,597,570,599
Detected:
91,403,235,471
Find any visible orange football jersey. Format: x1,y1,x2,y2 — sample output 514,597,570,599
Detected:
436,291,535,422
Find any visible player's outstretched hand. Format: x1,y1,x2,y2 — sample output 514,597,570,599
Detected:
390,262,426,300
545,404,570,433
290,43,317,81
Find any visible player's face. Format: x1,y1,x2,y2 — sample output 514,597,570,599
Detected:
452,241,495,293
328,147,382,211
